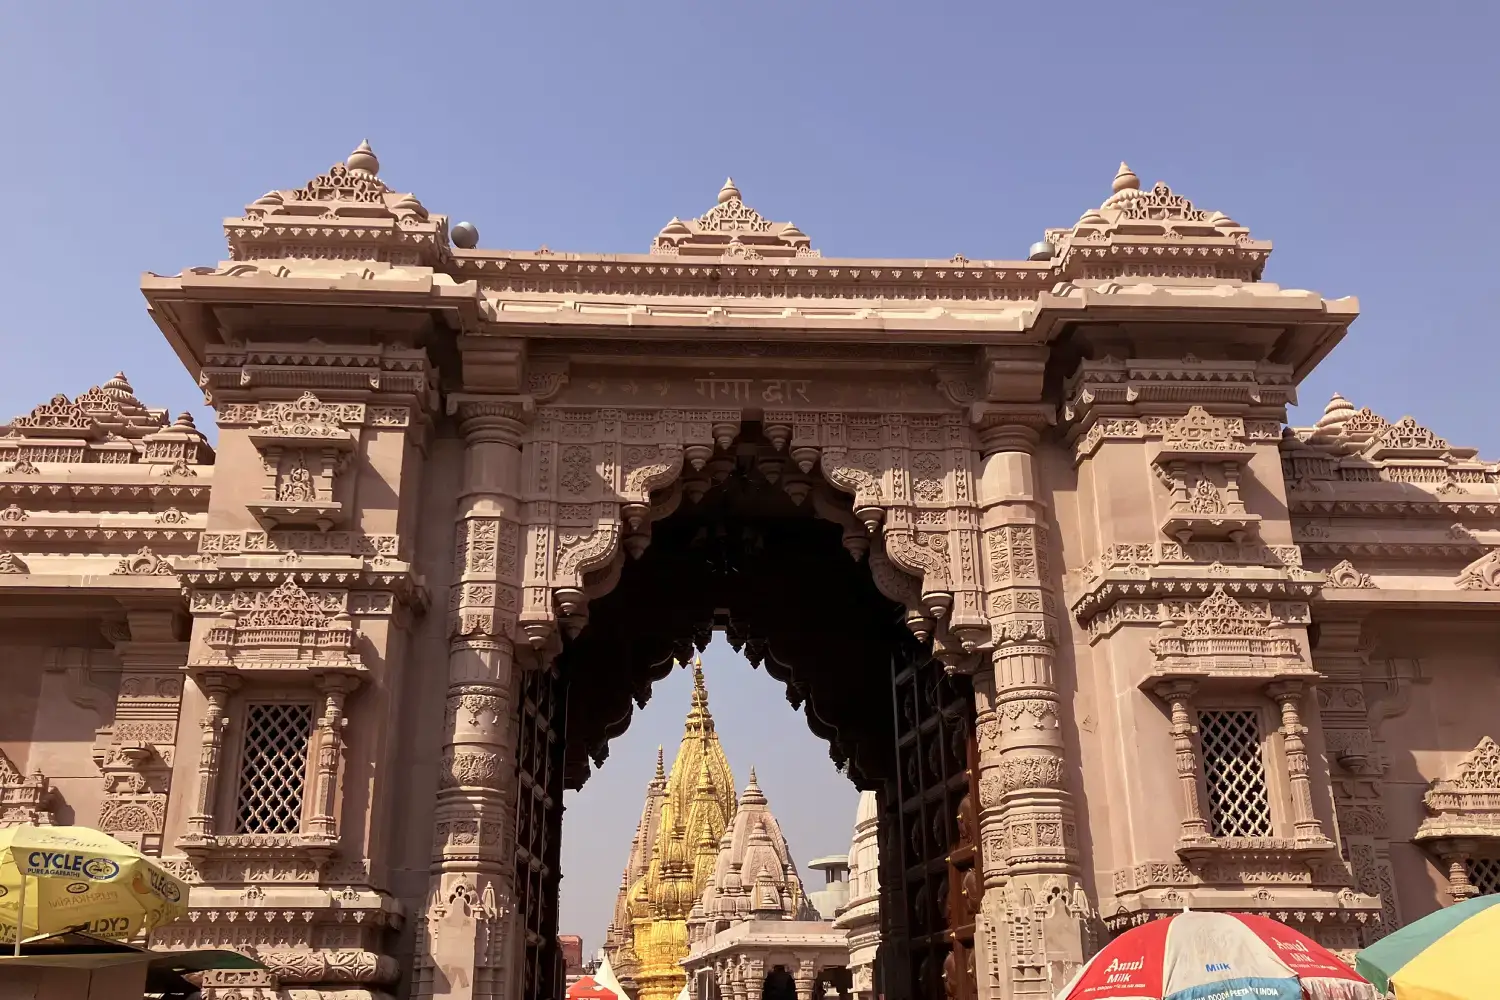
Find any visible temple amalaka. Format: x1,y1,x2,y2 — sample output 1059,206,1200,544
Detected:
0,142,1496,999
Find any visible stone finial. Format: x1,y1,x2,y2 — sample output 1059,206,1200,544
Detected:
654,745,666,783
102,372,137,402
1316,392,1356,432
346,140,380,176
742,768,766,806
718,177,742,204
1112,161,1140,193
173,411,198,429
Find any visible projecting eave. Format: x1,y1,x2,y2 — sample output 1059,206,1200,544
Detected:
1029,281,1360,382
141,264,485,379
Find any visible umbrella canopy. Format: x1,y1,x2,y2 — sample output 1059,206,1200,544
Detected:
1059,910,1376,1000
0,825,189,947
1355,892,1500,999
567,974,619,1000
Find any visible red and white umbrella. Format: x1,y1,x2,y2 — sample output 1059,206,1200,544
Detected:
1058,911,1377,1000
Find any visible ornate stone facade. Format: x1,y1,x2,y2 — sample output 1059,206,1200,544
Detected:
0,146,1495,998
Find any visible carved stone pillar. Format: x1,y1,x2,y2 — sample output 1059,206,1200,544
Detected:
95,607,188,855
180,672,238,848
1267,680,1330,844
419,396,531,1000
971,416,1091,997
794,958,817,1000
305,673,357,845
1153,680,1212,845
1443,854,1478,901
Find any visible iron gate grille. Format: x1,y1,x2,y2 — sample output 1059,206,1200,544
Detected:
235,702,314,835
516,666,568,1000
888,644,978,1000
1199,709,1273,838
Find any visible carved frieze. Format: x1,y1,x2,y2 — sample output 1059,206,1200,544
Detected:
1145,586,1310,683
192,578,366,677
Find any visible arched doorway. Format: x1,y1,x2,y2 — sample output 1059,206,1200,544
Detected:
512,426,983,1000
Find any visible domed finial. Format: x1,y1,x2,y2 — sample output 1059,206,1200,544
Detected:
346,140,380,176
1315,392,1357,431
1112,161,1140,193
103,372,134,399
748,766,758,787
173,411,197,429
718,177,742,204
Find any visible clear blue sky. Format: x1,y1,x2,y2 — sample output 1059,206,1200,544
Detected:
3,2,1497,957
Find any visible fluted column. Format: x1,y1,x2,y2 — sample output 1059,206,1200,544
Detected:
420,396,532,1000
180,672,238,848
971,417,1090,997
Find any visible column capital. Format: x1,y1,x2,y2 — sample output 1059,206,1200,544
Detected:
446,393,535,444
1151,677,1198,702
1266,678,1307,702
969,403,1054,455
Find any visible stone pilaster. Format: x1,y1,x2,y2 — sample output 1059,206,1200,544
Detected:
179,671,238,848
971,417,1091,998
418,396,531,1000
95,606,188,855
1313,617,1401,938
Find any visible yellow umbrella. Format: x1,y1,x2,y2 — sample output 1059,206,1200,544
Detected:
0,825,189,954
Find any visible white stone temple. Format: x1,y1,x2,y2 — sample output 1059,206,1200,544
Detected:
681,779,883,1000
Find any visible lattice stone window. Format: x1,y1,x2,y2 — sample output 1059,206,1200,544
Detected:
1199,709,1273,838
235,703,314,835
1466,857,1500,896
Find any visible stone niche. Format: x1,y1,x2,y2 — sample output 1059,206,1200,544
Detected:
245,392,357,531
1152,407,1261,544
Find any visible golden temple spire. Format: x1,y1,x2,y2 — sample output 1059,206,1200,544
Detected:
608,655,737,1000
684,655,715,736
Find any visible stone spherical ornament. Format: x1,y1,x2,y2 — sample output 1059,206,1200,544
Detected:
451,221,480,249
1027,239,1054,261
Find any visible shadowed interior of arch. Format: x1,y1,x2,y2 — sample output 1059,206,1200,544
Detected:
557,423,915,792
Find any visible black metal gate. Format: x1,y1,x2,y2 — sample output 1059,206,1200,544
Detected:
515,665,569,1000
884,642,980,1000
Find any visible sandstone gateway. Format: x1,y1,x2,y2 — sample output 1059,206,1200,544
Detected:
0,145,1495,999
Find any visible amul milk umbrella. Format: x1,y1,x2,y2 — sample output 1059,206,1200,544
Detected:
1058,910,1376,1000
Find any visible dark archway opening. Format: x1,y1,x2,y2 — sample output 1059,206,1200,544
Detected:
517,427,981,1000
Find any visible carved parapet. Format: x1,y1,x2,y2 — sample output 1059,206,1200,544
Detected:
1048,164,1268,283
1144,586,1313,684
192,578,367,679
650,179,818,259
225,142,449,267
0,374,212,473
1416,738,1500,860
